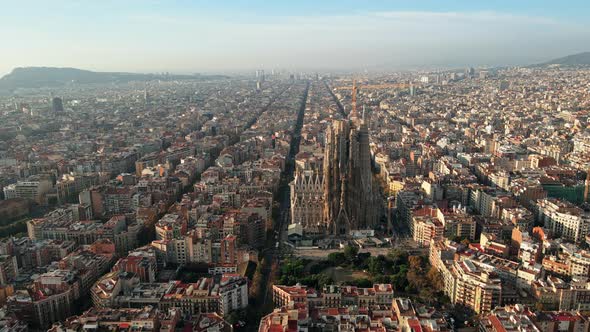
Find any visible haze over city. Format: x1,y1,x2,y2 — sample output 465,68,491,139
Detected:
2,0,590,75
2,1,590,332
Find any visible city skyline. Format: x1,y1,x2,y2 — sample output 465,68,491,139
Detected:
3,2,590,331
2,0,590,76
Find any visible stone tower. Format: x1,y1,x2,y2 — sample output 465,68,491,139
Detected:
323,110,379,236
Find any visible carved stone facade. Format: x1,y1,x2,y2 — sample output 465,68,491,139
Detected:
290,170,325,237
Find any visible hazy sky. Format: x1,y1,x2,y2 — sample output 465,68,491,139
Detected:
1,0,589,75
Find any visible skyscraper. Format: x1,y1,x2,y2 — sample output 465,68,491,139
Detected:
255,69,265,82
323,82,379,236
52,97,64,113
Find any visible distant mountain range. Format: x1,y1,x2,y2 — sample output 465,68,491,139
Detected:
541,52,590,66
2,52,589,92
0,67,228,91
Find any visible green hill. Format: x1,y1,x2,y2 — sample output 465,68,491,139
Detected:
0,67,227,91
542,52,590,66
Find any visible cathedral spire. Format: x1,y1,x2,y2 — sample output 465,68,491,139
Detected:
362,105,366,124
350,79,358,120
334,176,350,235
339,176,347,210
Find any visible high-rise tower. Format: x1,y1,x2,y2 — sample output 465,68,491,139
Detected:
52,97,64,113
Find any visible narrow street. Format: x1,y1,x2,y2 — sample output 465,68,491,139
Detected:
323,79,347,117
245,80,309,331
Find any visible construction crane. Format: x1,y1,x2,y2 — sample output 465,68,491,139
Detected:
335,83,410,91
